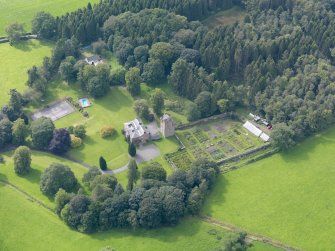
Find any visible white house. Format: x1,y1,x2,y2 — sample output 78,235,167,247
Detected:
85,55,103,66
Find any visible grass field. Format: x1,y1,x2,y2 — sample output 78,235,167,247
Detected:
0,0,100,35
203,126,335,250
0,150,88,208
202,6,246,29
0,40,52,107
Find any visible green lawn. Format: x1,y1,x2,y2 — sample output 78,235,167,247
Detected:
0,0,100,35
203,126,335,250
202,6,246,29
0,150,88,208
0,40,52,107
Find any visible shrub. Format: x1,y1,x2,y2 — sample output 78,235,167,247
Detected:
73,125,86,139
70,135,82,148
100,126,115,138
40,163,78,196
0,155,4,164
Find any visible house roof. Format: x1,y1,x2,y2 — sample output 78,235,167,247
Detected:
124,118,146,139
86,55,101,63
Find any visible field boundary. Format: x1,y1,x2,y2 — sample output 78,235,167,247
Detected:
199,215,302,251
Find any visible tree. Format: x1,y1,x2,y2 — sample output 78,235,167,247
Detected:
134,99,150,120
59,60,75,82
185,102,201,122
0,119,13,148
40,163,78,196
12,118,29,146
13,146,31,175
99,156,107,170
128,143,136,157
217,99,230,113
125,67,141,96
156,186,185,224
90,174,118,191
110,68,126,86
92,184,113,202
195,91,216,118
32,12,56,39
149,42,174,70
138,190,162,228
49,128,71,155
271,123,295,151
82,168,101,185
127,159,138,191
5,23,25,44
142,59,165,85
151,89,165,116
55,188,75,215
31,117,55,149
142,162,167,181
8,89,23,119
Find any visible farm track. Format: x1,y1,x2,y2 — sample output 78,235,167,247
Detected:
198,215,302,251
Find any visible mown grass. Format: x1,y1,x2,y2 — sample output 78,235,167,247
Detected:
0,0,100,35
0,40,52,107
202,6,246,29
203,126,335,250
0,150,88,208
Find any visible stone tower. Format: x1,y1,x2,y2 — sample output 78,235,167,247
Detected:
160,114,175,138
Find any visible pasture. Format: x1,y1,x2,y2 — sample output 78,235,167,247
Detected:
0,0,100,35
0,40,52,107
203,126,335,250
0,150,88,208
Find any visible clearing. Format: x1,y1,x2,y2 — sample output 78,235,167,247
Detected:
0,0,100,35
203,126,335,250
0,40,52,107
202,6,247,29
